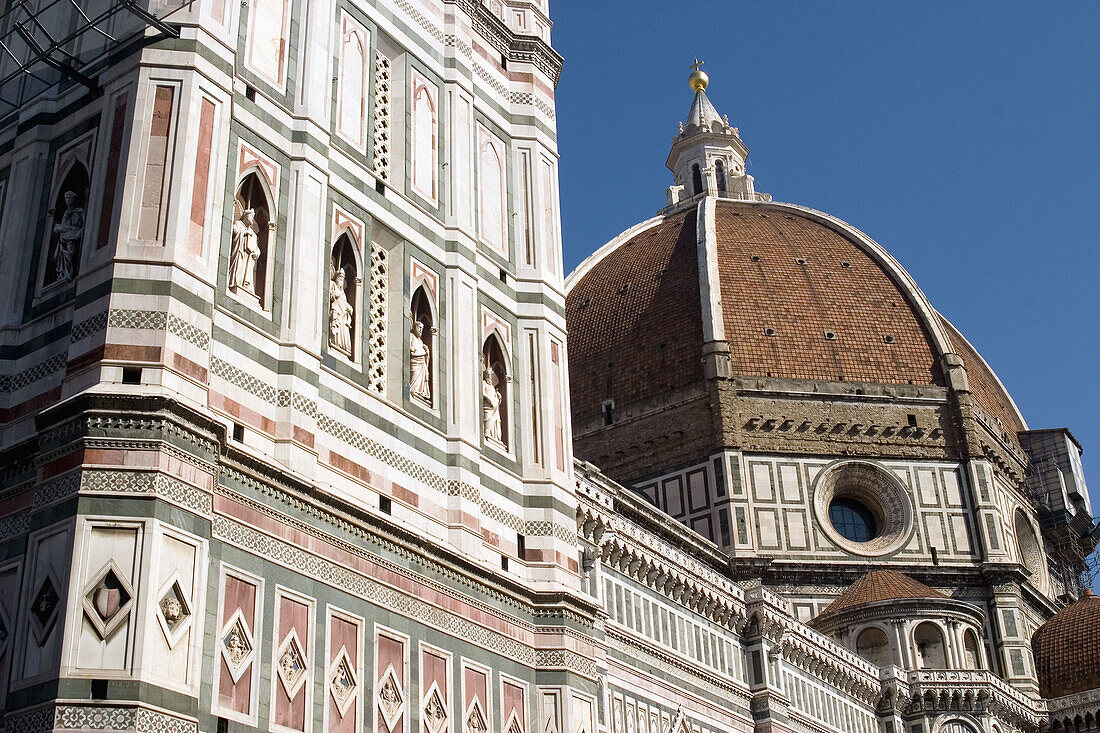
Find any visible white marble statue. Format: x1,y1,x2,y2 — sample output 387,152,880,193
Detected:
409,320,431,403
482,365,502,444
229,208,261,299
328,267,354,355
52,190,84,283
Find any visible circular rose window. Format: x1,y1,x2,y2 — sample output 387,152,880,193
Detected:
812,461,914,556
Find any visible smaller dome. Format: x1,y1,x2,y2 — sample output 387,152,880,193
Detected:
1032,590,1100,698
815,570,946,621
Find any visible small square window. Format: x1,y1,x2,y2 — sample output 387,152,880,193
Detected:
379,496,392,514
823,331,836,341
121,366,142,385
232,423,245,442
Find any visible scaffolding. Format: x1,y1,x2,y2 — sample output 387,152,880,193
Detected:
0,0,184,119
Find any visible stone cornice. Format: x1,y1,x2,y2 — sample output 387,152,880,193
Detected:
446,0,563,85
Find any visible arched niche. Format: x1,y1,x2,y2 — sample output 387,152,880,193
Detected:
328,232,359,359
962,628,982,670
481,334,509,449
409,285,434,406
229,171,273,306
913,622,947,669
44,162,90,288
854,626,893,667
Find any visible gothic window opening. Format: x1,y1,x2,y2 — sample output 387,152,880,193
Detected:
43,162,89,288
229,172,272,306
691,164,702,196
337,16,368,149
412,80,437,201
482,335,509,449
409,287,433,406
329,234,358,359
478,130,505,253
714,159,726,193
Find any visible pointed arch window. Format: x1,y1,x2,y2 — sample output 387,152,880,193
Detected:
482,335,509,450
229,172,272,307
337,15,368,149
691,164,703,196
329,233,359,359
411,78,438,201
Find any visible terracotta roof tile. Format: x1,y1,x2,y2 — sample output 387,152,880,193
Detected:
1032,590,1100,698
714,203,943,385
812,570,946,623
566,208,704,424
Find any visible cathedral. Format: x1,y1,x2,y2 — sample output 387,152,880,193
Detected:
0,2,1096,733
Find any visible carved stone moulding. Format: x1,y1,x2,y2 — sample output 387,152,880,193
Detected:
811,460,916,558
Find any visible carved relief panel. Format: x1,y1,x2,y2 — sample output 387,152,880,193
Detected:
214,565,263,724
0,560,22,710
143,522,206,693
16,523,71,685
325,607,363,733
69,520,143,675
375,628,408,733
420,645,452,733
272,589,314,733
501,677,527,733
462,663,490,733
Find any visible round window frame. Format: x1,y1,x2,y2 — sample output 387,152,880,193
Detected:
812,460,915,557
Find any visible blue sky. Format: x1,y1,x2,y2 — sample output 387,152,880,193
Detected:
552,1,1100,570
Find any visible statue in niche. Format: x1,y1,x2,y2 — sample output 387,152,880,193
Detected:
328,266,354,355
51,190,84,284
229,208,261,300
409,319,431,404
482,364,503,444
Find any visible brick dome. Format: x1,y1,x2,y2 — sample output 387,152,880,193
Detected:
566,199,1025,434
1032,590,1100,698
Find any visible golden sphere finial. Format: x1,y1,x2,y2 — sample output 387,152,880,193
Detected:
688,58,708,92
